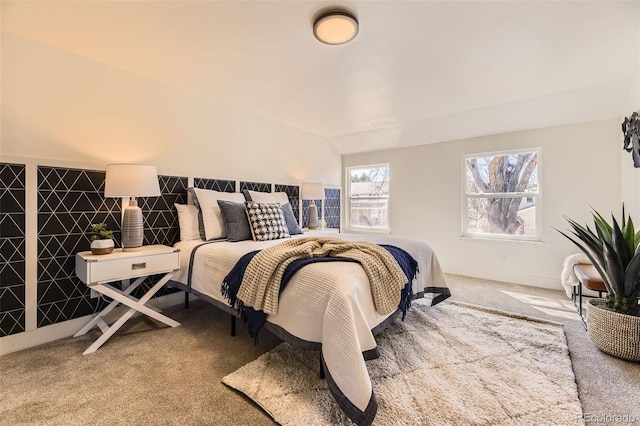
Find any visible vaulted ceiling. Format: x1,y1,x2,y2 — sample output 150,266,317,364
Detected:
3,1,639,154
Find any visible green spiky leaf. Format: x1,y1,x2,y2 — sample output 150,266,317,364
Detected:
555,228,613,293
610,216,630,267
623,216,635,255
558,205,640,316
624,254,640,298
592,210,613,244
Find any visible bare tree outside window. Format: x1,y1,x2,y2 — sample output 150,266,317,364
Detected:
347,164,389,231
464,150,540,239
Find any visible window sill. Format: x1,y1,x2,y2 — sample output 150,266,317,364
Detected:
345,227,391,235
460,235,543,244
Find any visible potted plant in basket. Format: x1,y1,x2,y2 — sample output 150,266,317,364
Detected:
90,223,115,255
558,206,640,361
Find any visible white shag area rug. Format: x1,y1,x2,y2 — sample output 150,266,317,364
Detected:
223,300,583,425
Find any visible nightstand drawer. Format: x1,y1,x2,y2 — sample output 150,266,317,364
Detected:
76,246,180,285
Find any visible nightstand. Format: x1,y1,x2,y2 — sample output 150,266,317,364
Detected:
74,244,181,355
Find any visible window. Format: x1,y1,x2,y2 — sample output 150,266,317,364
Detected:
463,149,540,240
346,164,389,231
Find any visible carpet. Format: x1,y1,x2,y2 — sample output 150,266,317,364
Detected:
223,300,583,425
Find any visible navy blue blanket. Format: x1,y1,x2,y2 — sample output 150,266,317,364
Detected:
221,244,418,341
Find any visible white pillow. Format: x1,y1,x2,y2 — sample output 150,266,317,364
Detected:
247,190,290,205
174,204,201,241
192,188,245,240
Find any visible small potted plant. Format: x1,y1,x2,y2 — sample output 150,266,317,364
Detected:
90,223,114,255
558,206,640,361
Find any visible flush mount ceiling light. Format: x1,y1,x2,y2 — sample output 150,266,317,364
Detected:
313,10,358,45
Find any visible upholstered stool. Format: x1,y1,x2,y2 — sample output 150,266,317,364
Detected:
573,264,607,329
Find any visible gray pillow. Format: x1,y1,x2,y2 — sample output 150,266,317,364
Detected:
217,200,253,242
281,203,303,235
187,188,206,240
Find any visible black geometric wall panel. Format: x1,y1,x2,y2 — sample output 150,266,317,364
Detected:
324,188,341,229
240,181,271,193
139,175,187,247
275,184,300,221
37,166,121,327
301,187,341,229
193,178,235,192
0,163,26,336
301,200,306,228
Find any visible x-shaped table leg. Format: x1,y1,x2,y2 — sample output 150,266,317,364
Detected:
74,272,180,354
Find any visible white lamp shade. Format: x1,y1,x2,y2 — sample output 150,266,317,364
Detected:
104,164,161,198
301,182,325,200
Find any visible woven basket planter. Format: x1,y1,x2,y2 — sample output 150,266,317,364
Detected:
587,299,640,362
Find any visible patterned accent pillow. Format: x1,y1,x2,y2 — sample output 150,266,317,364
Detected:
243,190,303,235
245,201,290,241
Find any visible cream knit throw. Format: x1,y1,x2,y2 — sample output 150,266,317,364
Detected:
237,237,407,316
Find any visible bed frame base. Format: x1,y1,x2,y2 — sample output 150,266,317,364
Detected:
169,280,405,382
319,354,325,379
181,283,236,335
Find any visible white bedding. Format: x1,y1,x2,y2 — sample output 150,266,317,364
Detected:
172,230,450,425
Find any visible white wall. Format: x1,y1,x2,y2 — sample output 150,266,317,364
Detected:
343,118,625,290
1,33,341,184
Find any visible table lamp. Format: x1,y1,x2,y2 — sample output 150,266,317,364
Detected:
301,182,325,230
105,164,161,251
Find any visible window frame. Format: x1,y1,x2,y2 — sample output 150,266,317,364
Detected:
345,163,390,233
462,148,542,242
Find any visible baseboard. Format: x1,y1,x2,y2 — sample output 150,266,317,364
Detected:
444,267,562,291
0,292,194,356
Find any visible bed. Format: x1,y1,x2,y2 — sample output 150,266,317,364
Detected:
169,229,450,426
